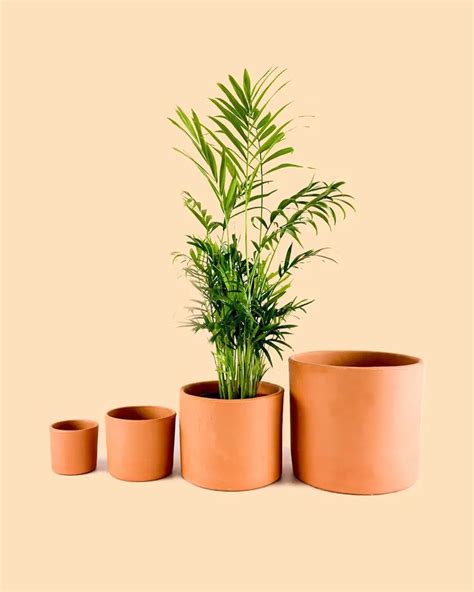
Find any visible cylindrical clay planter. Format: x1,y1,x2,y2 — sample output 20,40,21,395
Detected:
106,406,176,482
180,381,283,491
289,351,423,494
50,419,98,475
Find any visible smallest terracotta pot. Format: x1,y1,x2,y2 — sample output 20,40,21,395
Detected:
50,419,98,475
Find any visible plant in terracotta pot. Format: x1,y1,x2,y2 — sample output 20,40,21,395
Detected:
170,68,353,490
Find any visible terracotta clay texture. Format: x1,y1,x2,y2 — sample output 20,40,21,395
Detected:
289,351,423,494
180,381,283,491
50,419,98,475
106,406,176,482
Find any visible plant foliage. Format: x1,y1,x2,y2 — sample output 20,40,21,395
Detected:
171,68,354,399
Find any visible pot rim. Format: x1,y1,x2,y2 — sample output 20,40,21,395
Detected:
106,405,176,422
289,350,422,369
181,380,283,402
50,419,98,432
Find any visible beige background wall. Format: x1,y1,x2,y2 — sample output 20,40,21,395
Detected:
1,1,471,590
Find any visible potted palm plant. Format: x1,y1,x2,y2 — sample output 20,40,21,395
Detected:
171,68,353,490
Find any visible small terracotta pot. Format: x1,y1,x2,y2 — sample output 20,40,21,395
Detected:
50,419,98,475
289,351,423,494
180,381,283,491
106,406,176,482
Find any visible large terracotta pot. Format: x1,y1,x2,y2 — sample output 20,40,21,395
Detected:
106,406,176,482
180,381,283,491
289,351,423,494
50,419,98,475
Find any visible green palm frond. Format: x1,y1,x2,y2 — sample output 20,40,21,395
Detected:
171,68,355,399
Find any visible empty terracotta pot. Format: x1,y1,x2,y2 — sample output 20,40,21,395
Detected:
180,381,283,491
50,419,98,475
106,406,176,482
289,351,423,494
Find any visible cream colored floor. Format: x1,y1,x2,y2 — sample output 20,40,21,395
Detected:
3,419,472,591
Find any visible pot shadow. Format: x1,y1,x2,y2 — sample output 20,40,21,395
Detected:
167,438,181,479
280,446,298,485
96,457,108,472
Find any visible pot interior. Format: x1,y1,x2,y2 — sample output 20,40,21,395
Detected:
51,419,97,431
107,406,175,421
291,351,420,368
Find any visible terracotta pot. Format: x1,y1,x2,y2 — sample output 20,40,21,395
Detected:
106,406,176,482
180,381,283,491
289,351,423,494
50,419,98,475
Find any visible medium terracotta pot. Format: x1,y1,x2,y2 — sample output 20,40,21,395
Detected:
180,381,283,491
106,406,176,482
289,351,423,494
50,419,98,475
